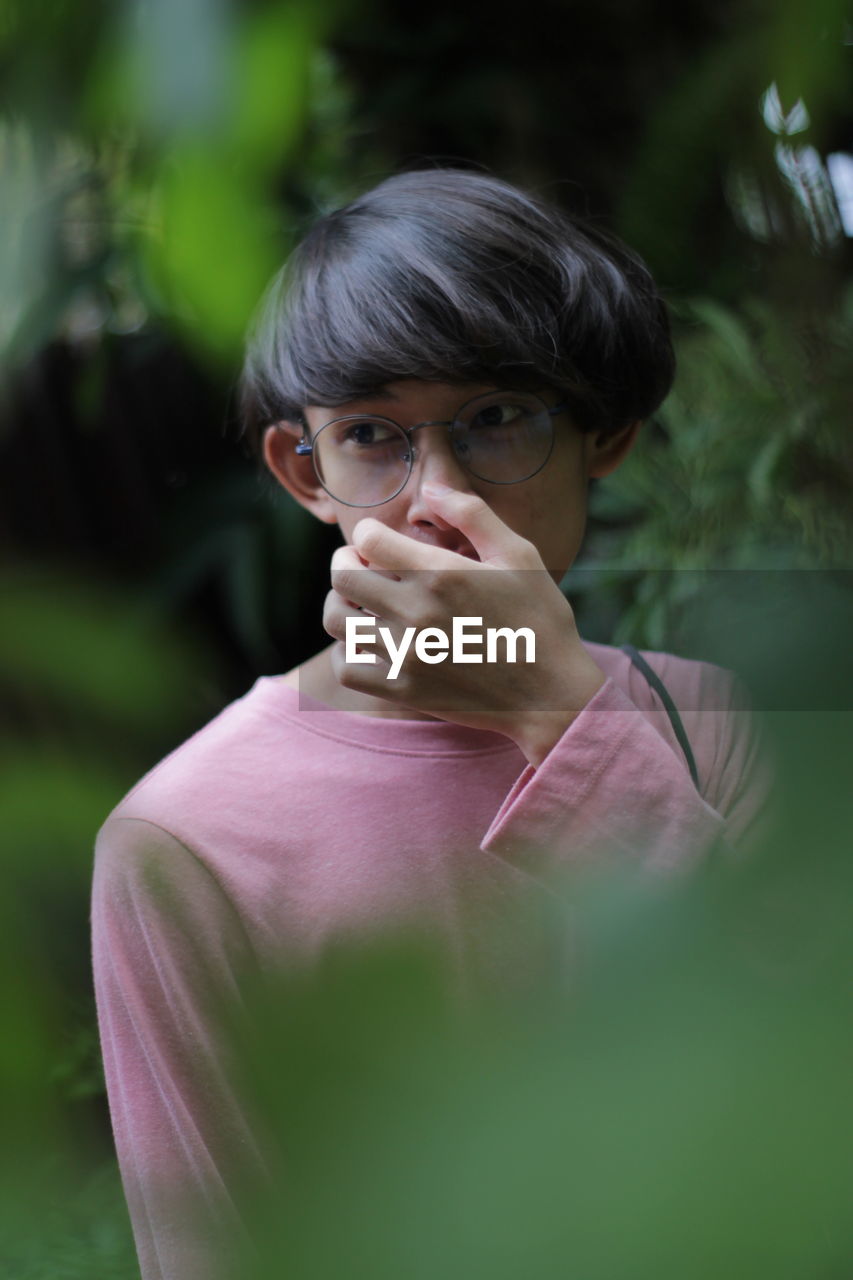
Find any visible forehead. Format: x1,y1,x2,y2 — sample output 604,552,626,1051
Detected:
303,379,537,421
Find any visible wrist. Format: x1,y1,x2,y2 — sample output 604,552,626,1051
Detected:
512,660,607,767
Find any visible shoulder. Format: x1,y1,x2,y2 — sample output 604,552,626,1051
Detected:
582,641,765,816
583,640,744,716
93,814,226,924
95,676,306,871
92,677,322,967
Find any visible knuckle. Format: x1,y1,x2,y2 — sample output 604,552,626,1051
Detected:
353,519,382,558
322,589,344,637
335,649,368,688
337,661,357,689
329,642,346,678
410,605,435,633
419,567,445,601
407,583,442,627
330,567,358,600
514,536,539,566
330,546,354,571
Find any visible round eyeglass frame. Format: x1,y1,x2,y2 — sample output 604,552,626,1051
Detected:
292,389,569,508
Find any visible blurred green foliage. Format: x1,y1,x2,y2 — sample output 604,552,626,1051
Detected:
232,774,853,1280
0,0,851,1274
0,566,220,1274
626,293,853,569
0,0,341,370
568,287,853,646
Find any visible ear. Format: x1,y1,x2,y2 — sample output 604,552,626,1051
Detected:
262,422,339,525
584,419,643,479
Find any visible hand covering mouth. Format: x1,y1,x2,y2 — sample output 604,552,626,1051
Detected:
407,531,480,560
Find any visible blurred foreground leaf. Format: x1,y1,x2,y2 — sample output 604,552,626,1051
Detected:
231,791,852,1280
0,568,212,1278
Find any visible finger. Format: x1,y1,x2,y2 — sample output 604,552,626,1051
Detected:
418,483,539,566
330,639,392,693
350,518,458,574
331,544,367,572
331,544,398,577
322,588,384,652
330,544,399,614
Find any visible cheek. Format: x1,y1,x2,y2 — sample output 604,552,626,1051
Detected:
516,467,587,531
518,469,589,568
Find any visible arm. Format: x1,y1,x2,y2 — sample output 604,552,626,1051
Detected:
92,817,269,1280
480,668,775,871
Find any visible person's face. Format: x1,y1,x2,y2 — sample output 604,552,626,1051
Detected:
263,380,640,579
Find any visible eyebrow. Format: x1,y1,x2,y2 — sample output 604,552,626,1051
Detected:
324,387,401,409
318,383,506,411
364,387,399,402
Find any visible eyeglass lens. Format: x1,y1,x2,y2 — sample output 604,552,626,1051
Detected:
311,391,554,507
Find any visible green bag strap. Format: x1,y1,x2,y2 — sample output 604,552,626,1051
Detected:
620,644,700,790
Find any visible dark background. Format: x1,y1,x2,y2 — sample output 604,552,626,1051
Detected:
3,0,850,715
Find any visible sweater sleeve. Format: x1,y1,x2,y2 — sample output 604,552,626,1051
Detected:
91,816,268,1280
481,672,774,872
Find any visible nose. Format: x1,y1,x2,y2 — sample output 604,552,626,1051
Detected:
403,423,477,526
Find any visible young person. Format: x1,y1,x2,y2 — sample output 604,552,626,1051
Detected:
92,168,772,1280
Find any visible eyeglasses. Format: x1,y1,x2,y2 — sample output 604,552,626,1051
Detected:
294,389,568,508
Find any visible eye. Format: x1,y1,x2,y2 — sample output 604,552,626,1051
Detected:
468,401,525,430
339,419,398,447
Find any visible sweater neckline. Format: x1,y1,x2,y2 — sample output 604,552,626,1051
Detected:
247,675,522,757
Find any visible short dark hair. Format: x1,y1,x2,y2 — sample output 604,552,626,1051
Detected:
240,168,675,455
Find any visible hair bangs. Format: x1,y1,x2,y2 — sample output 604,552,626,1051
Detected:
240,169,675,456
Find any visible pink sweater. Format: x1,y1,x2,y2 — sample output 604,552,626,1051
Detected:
91,642,771,1280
